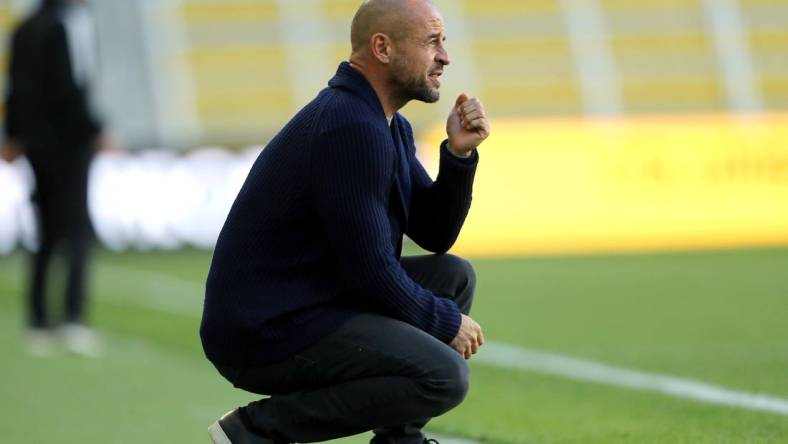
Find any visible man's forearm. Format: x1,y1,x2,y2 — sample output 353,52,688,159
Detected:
406,141,477,252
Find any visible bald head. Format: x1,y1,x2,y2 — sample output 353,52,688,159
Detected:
350,0,433,54
348,0,449,114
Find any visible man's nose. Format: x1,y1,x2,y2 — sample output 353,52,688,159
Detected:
437,47,450,66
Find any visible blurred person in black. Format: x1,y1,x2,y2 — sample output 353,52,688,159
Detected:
1,0,108,356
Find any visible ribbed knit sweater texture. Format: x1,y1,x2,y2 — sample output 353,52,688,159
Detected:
200,62,478,366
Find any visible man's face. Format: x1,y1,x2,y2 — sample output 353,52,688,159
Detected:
389,5,450,104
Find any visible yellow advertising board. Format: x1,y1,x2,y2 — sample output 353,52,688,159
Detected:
420,114,788,257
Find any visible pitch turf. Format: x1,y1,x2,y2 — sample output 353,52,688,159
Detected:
0,246,786,443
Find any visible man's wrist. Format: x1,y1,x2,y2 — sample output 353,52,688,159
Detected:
446,141,473,159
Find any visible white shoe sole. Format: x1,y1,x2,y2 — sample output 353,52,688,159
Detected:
208,421,232,444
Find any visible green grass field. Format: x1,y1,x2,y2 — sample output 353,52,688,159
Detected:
0,246,787,443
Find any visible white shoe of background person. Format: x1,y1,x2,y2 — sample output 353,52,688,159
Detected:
61,323,102,357
25,328,56,357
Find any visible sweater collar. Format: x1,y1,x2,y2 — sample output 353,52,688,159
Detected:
328,62,387,122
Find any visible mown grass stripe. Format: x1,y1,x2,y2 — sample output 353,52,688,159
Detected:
98,263,788,417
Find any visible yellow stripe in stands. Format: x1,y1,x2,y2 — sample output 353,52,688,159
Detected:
462,0,560,16
180,1,278,25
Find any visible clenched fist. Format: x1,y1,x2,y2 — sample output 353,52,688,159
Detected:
446,93,490,158
449,314,484,359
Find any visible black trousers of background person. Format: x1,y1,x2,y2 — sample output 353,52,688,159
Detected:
26,148,93,328
214,253,477,444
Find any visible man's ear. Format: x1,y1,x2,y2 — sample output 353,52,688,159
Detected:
370,33,392,64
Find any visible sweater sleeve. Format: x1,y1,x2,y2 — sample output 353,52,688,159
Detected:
406,136,478,254
311,123,461,344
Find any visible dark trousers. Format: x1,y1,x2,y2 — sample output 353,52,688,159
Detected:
27,153,92,328
215,253,477,443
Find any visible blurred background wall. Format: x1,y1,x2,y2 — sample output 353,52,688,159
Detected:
1,0,787,255
4,0,787,147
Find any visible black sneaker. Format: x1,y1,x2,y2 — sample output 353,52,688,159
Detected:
208,408,275,444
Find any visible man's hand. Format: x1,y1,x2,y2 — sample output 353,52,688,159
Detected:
1,139,23,163
94,131,122,153
449,314,484,359
446,93,490,158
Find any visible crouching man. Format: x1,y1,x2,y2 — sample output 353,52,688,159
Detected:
201,1,490,442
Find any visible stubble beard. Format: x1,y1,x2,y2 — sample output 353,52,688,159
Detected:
390,56,440,104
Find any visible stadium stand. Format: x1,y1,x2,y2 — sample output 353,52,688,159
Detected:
1,0,786,144
740,0,788,109
462,0,582,116
178,1,293,137
600,0,727,113
323,0,367,77
167,0,785,140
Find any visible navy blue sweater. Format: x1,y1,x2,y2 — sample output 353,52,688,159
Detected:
200,62,478,366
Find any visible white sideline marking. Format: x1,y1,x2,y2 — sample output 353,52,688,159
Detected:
478,342,788,416
100,264,788,417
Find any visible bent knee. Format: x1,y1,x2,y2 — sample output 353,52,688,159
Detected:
456,256,476,292
438,254,476,292
421,351,470,414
